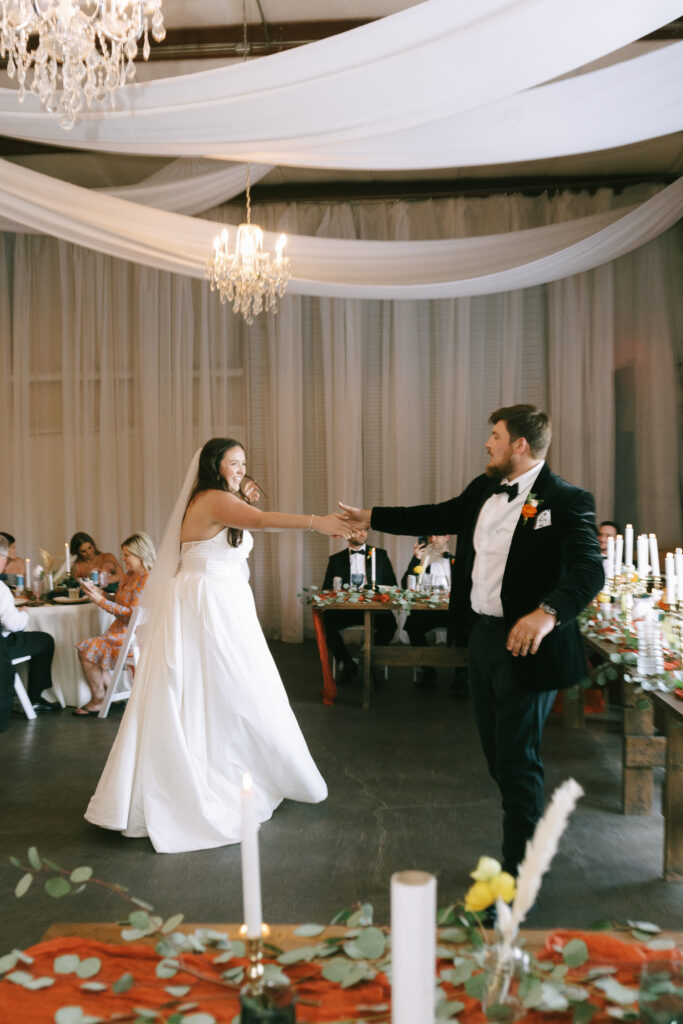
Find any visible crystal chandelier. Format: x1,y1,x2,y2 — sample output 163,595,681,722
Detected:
206,171,291,325
0,1,166,130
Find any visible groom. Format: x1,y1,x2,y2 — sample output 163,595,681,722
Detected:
341,405,604,875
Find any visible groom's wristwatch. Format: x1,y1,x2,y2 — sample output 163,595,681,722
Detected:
539,601,559,624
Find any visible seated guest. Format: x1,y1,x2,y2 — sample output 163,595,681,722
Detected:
74,532,156,716
70,532,124,586
0,536,59,730
322,527,397,683
402,535,466,693
0,531,26,585
598,520,621,558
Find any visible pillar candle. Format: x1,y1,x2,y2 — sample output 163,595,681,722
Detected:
370,547,376,587
637,535,649,581
614,535,623,577
241,772,263,939
391,871,436,1024
605,536,615,580
675,549,683,604
25,558,31,589
649,534,660,578
624,524,634,567
665,553,676,607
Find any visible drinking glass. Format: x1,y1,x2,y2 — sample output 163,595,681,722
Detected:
639,960,683,1024
350,573,364,590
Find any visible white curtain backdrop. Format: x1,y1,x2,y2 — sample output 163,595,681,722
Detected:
2,187,680,638
1,158,681,298
0,0,678,159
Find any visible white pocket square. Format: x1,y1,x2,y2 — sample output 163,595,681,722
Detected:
534,509,551,530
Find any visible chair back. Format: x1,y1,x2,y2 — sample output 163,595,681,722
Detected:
97,606,144,719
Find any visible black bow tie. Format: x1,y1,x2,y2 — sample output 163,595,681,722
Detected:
492,482,519,502
350,548,367,555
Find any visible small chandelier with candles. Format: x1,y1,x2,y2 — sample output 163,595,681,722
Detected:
206,171,291,325
0,1,166,130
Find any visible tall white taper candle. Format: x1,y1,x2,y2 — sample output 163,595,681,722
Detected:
370,547,376,587
391,870,436,1024
64,541,71,580
665,553,676,607
637,535,649,581
624,524,634,568
614,535,623,577
649,534,660,578
675,549,683,604
605,536,615,580
241,772,263,939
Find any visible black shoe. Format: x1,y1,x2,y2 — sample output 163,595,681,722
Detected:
339,660,358,685
416,666,437,688
32,701,61,713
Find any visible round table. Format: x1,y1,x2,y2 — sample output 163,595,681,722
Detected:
25,602,114,707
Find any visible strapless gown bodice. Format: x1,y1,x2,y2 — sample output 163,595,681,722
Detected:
85,527,327,853
179,529,253,576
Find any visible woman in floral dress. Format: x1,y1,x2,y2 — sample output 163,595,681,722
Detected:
74,533,156,716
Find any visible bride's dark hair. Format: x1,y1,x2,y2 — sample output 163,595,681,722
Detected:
185,437,259,548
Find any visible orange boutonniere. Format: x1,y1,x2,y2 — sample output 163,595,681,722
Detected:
521,491,542,525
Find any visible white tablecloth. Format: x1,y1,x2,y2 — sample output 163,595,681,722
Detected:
26,602,114,707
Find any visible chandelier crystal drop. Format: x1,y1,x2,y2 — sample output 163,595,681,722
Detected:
0,1,166,130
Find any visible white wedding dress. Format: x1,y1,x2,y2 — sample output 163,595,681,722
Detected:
85,529,327,853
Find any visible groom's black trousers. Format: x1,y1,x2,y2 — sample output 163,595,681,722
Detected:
467,614,556,874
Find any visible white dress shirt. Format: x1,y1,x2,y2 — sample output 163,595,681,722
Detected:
0,578,29,637
349,546,367,583
471,461,545,617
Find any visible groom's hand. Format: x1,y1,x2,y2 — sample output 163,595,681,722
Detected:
507,608,556,657
338,502,372,530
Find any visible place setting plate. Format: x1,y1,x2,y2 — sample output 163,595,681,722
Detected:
53,596,91,604
13,596,29,606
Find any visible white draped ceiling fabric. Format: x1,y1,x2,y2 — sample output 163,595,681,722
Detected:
1,0,682,640
0,0,679,161
1,161,682,299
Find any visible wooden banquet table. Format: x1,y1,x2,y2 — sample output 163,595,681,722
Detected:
4,920,674,1024
311,591,466,709
21,601,114,707
582,631,683,881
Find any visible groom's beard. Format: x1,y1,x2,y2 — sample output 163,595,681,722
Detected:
485,455,515,481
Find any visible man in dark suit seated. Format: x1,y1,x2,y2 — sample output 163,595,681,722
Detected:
322,527,398,684
340,404,603,877
0,536,59,731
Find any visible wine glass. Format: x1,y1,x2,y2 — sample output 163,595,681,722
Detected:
350,573,364,590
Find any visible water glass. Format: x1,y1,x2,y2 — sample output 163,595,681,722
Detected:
636,619,664,676
639,961,683,1023
350,573,364,590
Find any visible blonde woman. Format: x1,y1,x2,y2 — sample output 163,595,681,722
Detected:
75,533,156,716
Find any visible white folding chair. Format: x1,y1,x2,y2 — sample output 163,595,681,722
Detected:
98,606,143,719
12,655,36,720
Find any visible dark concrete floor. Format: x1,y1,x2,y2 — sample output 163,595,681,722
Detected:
1,639,681,951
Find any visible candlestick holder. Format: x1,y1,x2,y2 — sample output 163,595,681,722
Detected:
239,924,296,1023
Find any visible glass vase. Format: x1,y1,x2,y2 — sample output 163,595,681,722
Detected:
481,940,530,1017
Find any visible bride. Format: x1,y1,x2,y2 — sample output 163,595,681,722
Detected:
85,438,350,853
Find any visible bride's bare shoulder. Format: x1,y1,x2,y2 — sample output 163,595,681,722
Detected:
180,489,231,543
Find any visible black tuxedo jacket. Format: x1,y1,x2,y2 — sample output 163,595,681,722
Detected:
401,551,455,590
323,547,397,591
371,464,604,692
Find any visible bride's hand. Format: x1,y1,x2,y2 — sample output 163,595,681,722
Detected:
314,513,354,539
338,502,372,529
